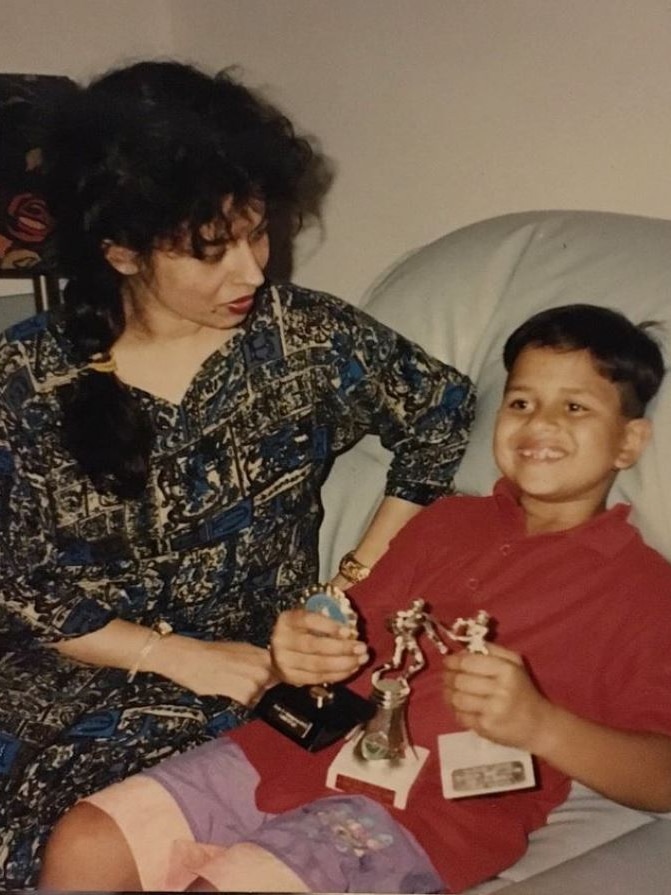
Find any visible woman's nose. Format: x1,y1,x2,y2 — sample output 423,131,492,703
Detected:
228,240,266,287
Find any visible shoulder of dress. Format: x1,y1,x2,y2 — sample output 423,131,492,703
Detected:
268,281,355,313
0,313,78,403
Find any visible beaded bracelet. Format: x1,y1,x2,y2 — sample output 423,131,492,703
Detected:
127,620,173,683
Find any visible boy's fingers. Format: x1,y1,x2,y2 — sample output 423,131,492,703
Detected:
444,644,523,674
484,642,524,665
276,631,366,657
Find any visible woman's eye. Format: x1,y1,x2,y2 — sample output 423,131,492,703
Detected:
202,249,225,264
509,398,528,410
250,224,269,243
567,402,587,413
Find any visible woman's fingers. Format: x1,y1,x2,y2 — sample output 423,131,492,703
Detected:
270,609,369,685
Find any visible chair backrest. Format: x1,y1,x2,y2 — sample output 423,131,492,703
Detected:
319,210,671,576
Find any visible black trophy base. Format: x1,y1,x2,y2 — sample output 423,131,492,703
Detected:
255,683,376,752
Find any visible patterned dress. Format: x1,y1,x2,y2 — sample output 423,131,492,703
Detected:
0,282,475,886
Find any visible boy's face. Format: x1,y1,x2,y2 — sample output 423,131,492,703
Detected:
494,346,651,525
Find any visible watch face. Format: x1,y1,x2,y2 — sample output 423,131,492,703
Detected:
341,556,370,582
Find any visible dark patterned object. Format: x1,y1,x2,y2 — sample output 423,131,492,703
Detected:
0,74,76,271
0,283,476,886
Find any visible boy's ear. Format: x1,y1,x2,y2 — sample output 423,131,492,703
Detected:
614,417,653,470
102,241,140,275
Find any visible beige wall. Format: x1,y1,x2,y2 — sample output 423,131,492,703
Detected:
0,0,172,78
170,0,671,301
3,0,671,304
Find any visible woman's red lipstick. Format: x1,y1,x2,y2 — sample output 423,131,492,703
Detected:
227,295,255,315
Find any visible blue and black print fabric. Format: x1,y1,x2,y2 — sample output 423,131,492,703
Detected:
0,283,475,886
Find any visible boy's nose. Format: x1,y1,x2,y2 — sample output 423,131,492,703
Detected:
527,406,560,428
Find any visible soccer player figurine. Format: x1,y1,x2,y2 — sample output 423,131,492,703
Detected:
447,609,491,654
356,600,490,762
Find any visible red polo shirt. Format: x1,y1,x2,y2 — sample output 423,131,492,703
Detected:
232,480,671,891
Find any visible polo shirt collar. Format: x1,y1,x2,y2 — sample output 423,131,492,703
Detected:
493,477,636,558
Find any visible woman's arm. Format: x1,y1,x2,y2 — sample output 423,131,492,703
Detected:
324,297,476,584
0,365,271,708
54,620,273,706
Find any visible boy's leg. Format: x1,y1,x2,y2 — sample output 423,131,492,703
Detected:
39,737,270,891
187,843,309,892
194,794,445,894
40,801,142,890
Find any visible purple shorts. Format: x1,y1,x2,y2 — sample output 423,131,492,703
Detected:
139,737,446,893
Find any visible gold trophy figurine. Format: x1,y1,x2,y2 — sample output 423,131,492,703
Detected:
355,599,451,761
355,602,492,762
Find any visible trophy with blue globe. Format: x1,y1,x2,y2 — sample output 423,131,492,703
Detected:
255,584,375,751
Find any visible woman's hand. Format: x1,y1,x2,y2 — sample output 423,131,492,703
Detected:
152,639,275,708
269,608,369,687
443,643,553,752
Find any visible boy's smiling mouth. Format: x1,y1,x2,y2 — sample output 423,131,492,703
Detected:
518,446,566,461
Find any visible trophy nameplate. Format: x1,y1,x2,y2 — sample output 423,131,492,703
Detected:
255,584,375,752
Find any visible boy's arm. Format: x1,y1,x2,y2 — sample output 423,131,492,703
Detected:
444,644,671,812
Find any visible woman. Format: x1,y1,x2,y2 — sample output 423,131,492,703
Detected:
0,60,475,886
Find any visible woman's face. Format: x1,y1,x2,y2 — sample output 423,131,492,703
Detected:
119,200,269,332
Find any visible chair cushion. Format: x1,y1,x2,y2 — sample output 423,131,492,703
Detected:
356,210,671,561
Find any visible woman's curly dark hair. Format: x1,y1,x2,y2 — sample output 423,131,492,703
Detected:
42,60,329,498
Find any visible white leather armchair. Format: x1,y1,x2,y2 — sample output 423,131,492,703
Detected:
320,210,671,893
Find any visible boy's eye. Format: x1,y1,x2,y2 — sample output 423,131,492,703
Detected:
508,398,528,410
567,402,587,413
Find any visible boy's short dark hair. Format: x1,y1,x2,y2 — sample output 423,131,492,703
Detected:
503,304,665,418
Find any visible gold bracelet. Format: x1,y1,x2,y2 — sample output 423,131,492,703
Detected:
338,550,371,584
127,620,173,683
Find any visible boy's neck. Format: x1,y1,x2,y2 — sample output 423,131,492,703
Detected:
520,493,608,534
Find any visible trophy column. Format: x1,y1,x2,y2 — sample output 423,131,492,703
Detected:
356,675,411,761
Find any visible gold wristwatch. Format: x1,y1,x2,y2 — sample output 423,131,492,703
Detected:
338,550,371,584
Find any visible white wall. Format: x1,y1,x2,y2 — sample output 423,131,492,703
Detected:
0,0,172,78
170,0,671,301
3,0,671,307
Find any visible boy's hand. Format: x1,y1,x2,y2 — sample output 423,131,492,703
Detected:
269,608,369,687
443,643,553,751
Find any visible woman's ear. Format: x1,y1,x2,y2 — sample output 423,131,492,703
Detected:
614,417,653,470
102,241,140,275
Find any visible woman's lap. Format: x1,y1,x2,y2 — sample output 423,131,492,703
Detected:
0,664,245,888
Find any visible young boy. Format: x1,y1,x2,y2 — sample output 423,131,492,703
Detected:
40,304,671,894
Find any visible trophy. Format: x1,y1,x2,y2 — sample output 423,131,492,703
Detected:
325,602,493,809
255,584,376,752
355,599,470,761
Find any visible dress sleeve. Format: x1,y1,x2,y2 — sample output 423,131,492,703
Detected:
0,374,119,645
322,296,476,504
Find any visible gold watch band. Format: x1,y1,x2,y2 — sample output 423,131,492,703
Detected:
338,550,371,584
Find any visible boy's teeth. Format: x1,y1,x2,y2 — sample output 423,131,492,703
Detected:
520,447,563,460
